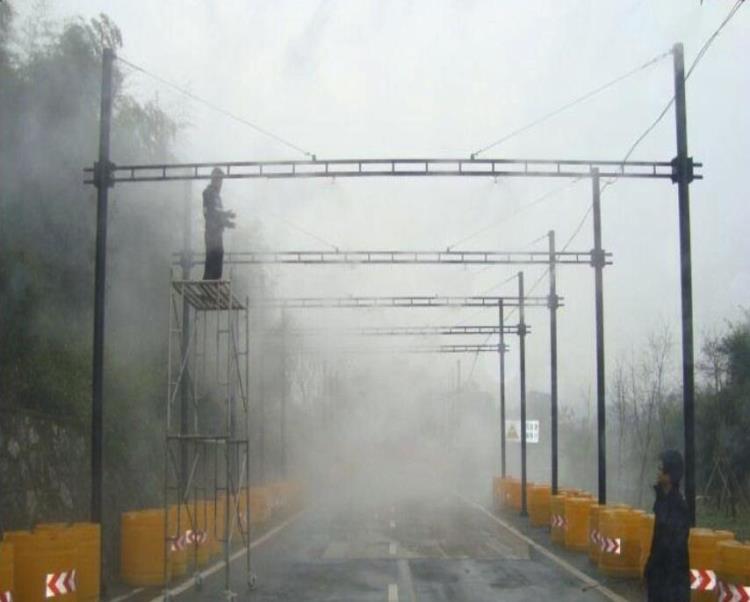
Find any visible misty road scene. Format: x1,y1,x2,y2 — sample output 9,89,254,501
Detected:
1,2,749,602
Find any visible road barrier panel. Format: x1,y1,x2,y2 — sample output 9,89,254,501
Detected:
716,540,750,602
528,484,551,528
689,528,735,601
121,510,170,586
598,508,641,578
4,529,77,602
550,494,568,545
588,504,607,565
0,541,14,602
564,497,596,552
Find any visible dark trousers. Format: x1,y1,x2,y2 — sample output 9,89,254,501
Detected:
203,229,224,280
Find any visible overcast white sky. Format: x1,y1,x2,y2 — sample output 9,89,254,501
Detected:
24,0,750,414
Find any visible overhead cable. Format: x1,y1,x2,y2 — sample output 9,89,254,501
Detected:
116,55,316,159
621,0,745,163
471,51,671,158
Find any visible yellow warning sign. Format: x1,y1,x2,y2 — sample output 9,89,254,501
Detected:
507,423,520,442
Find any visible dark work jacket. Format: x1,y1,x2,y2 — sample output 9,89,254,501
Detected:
203,183,224,249
644,485,690,602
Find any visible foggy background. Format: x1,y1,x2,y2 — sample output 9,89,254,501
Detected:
2,0,749,570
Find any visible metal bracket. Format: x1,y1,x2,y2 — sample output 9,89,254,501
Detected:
518,323,529,337
93,160,116,189
589,249,607,269
547,293,560,310
670,156,695,184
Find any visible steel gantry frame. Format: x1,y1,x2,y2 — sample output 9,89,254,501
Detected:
87,44,701,574
174,245,600,501
249,290,540,513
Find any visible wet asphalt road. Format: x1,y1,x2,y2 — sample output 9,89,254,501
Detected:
158,464,621,602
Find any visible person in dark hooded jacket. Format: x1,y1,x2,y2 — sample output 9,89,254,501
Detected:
644,449,690,602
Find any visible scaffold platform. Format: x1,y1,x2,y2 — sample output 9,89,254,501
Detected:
171,279,246,311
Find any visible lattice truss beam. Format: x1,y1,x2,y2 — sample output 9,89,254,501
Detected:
87,156,702,184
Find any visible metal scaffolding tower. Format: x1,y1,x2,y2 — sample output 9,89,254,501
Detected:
164,277,254,598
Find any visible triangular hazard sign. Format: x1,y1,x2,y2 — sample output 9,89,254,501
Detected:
507,423,519,441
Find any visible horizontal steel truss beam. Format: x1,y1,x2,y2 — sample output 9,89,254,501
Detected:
179,250,612,266
251,296,553,309
262,324,528,337
408,343,508,353
85,157,702,184
301,343,510,355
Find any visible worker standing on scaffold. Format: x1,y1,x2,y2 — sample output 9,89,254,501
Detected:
202,167,236,280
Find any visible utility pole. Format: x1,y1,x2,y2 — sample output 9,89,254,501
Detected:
518,271,528,517
673,42,696,526
280,309,288,478
179,181,192,496
591,168,607,505
258,339,266,484
548,230,559,495
91,47,114,525
498,300,506,478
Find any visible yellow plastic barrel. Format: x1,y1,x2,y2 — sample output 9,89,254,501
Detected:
6,529,77,602
70,523,99,602
550,494,567,545
120,510,169,586
167,506,187,577
565,497,596,552
598,508,642,578
689,528,734,601
0,541,14,602
716,540,750,598
528,484,551,528
588,504,606,564
639,514,655,576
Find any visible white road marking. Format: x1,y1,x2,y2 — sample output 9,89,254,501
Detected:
149,510,305,602
457,494,627,602
397,558,417,602
387,583,399,602
108,587,144,602
389,542,397,555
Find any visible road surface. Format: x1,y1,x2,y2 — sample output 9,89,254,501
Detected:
142,463,628,602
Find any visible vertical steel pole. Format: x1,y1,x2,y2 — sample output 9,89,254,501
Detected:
591,168,607,505
548,230,559,495
280,309,287,478
180,181,192,495
499,301,506,478
518,273,528,516
91,47,114,525
259,346,265,483
673,43,696,525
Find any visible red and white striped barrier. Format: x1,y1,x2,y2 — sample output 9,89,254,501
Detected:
718,581,750,602
186,529,208,545
169,532,187,552
1,591,13,602
589,529,602,547
690,569,717,592
599,536,621,555
550,514,566,528
45,570,76,598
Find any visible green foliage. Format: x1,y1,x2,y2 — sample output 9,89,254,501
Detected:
0,4,179,547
